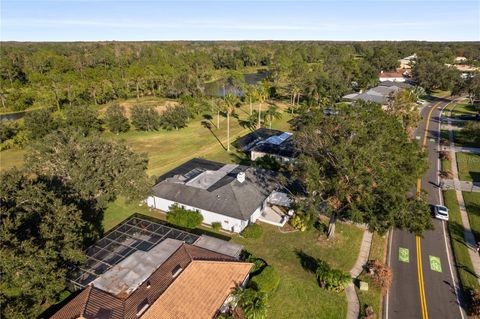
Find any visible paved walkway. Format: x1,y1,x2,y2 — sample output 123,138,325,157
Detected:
445,112,480,285
442,179,480,192
345,230,373,319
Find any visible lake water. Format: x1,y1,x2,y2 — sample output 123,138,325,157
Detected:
204,71,269,97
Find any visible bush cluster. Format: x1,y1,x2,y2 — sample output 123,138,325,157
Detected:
249,265,281,294
241,223,263,239
315,260,351,292
211,222,222,231
366,259,393,295
166,204,203,229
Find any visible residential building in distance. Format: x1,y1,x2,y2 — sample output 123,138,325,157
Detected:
398,53,417,69
146,158,293,231
52,216,250,319
343,81,411,107
235,128,298,163
378,70,407,82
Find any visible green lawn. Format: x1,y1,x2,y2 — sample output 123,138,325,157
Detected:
463,192,480,243
106,103,291,177
456,153,480,183
453,130,480,148
443,190,480,291
448,102,479,119
233,222,364,319
356,232,387,318
441,157,452,176
0,148,25,172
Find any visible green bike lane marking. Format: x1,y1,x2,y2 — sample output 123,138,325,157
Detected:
399,247,409,263
429,256,442,272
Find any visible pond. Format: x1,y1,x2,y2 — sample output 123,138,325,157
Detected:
204,70,269,97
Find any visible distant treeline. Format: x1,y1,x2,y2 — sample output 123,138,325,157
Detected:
1,41,479,112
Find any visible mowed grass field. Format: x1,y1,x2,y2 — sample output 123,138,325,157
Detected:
0,148,25,172
456,152,480,183
106,102,292,177
0,102,292,177
233,223,364,319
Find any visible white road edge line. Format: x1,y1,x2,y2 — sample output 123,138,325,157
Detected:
438,100,466,319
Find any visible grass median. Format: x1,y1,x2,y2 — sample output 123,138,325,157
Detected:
356,232,387,318
463,192,480,243
443,190,480,291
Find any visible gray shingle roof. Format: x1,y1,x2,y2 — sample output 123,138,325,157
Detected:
151,158,279,220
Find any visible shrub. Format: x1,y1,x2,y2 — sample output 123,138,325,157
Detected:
166,204,203,229
105,104,130,133
211,222,222,231
159,105,190,130
362,305,375,319
366,260,393,295
250,266,280,294
241,224,263,239
290,215,307,231
315,260,351,292
439,150,451,161
241,251,267,275
65,105,101,136
468,289,480,316
23,109,58,139
131,105,160,131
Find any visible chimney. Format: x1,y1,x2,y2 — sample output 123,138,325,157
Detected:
237,172,246,183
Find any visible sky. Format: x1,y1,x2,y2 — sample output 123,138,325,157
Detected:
1,1,479,41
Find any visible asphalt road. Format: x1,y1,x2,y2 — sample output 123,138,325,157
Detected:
386,99,466,319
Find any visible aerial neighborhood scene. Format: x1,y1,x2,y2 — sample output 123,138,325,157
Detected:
1,1,480,319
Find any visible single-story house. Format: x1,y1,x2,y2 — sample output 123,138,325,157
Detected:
235,128,298,163
52,216,250,319
343,85,400,106
379,70,407,82
146,158,293,232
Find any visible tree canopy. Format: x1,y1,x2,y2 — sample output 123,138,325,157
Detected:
294,101,431,234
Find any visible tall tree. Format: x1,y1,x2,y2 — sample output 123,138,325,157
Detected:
0,169,85,319
294,102,431,234
131,105,161,131
64,105,101,136
222,93,238,152
23,108,59,139
105,103,130,133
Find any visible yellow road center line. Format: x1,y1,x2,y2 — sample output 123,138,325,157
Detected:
416,102,439,319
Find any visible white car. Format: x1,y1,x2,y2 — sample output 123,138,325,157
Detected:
433,205,449,221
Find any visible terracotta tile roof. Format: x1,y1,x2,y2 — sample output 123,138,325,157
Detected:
141,260,252,319
51,243,239,319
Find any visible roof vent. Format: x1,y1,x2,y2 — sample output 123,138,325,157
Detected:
237,172,246,183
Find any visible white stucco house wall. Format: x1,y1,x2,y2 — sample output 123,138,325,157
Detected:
146,158,290,233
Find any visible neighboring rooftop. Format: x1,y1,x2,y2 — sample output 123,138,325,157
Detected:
152,158,279,220
53,216,246,319
342,83,410,105
141,260,252,319
70,216,200,290
234,127,283,151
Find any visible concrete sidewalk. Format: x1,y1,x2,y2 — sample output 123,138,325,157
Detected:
442,179,480,192
446,113,480,285
345,230,373,319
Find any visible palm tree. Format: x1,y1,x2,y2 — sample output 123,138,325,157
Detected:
222,93,238,152
232,287,268,319
265,103,282,129
257,81,270,129
245,84,258,115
